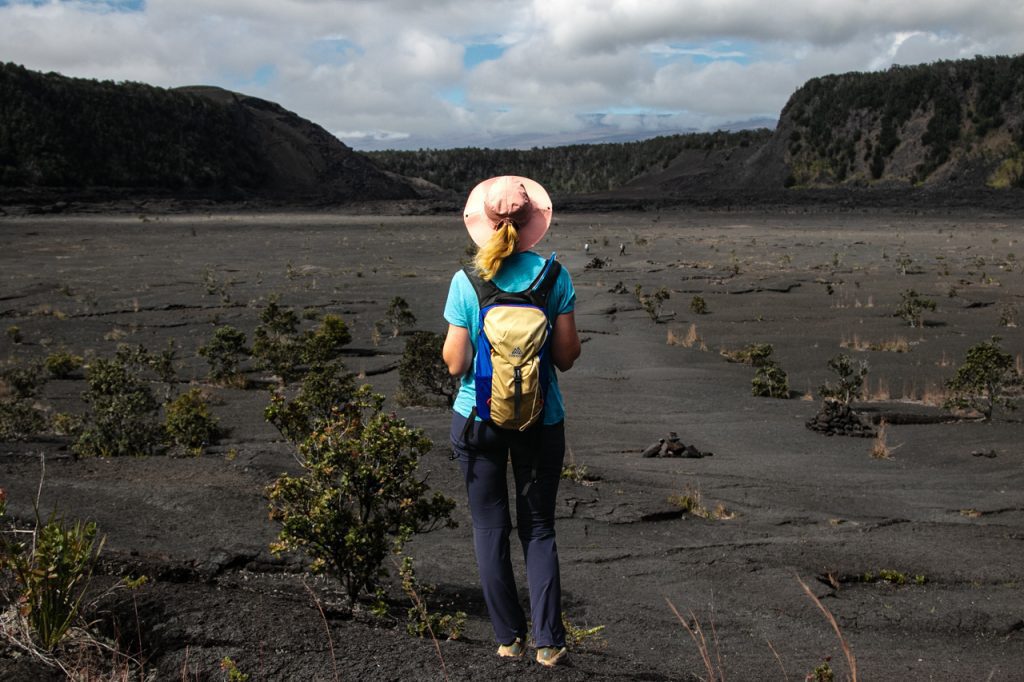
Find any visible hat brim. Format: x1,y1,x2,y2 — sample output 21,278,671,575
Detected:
463,176,553,252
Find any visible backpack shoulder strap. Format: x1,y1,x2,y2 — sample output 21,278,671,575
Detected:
462,266,502,309
462,252,561,309
527,253,562,310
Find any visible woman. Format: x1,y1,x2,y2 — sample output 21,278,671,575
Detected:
442,176,581,667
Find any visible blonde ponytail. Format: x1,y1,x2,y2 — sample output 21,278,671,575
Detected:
474,218,518,280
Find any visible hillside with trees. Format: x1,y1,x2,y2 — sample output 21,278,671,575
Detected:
3,54,1024,206
364,129,772,195
769,54,1024,189
372,54,1024,199
0,62,415,201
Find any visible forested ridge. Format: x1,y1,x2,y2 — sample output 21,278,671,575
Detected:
0,62,265,190
364,129,771,195
3,53,1024,203
0,62,414,201
780,54,1024,188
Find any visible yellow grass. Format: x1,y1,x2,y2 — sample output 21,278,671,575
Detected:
870,420,893,459
667,323,703,349
863,377,890,402
839,334,910,352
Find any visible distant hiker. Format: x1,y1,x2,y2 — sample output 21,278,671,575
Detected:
584,242,590,254
619,242,626,255
443,175,581,668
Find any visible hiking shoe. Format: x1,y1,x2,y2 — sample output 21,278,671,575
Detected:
536,646,568,667
497,637,525,658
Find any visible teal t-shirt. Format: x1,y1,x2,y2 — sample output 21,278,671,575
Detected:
444,251,576,425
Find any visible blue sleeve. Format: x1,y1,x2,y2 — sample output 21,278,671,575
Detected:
554,265,575,315
444,270,475,328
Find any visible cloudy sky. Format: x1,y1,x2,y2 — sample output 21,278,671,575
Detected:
2,1,1024,150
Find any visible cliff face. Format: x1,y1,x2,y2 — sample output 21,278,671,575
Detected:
774,55,1024,189
0,63,415,201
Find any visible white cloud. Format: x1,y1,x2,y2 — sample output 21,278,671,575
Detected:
1,0,1023,149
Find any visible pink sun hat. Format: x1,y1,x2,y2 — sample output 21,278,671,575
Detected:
463,175,553,252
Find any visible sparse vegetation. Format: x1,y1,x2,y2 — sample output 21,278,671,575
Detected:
252,295,303,382
562,615,607,650
0,362,48,441
44,350,83,379
944,336,1022,420
397,331,457,407
198,325,249,385
164,388,220,456
723,344,790,398
385,296,416,337
0,501,105,652
301,314,352,365
689,295,708,315
398,555,466,640
668,484,734,520
870,420,893,459
6,325,23,344
74,346,164,458
997,303,1018,328
635,284,671,321
818,354,869,405
266,386,456,608
894,289,936,328
265,360,356,444
859,569,926,586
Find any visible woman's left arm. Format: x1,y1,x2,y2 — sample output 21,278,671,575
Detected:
550,311,581,372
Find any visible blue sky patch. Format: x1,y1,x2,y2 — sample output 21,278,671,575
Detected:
439,86,466,106
306,36,361,66
1,0,147,10
464,43,505,69
650,41,754,67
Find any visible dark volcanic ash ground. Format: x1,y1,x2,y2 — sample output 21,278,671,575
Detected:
1,208,1022,681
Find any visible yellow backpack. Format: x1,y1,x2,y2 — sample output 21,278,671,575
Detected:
466,254,561,431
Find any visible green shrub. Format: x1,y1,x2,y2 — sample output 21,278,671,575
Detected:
149,339,179,400
44,349,83,379
301,314,352,365
721,343,775,366
752,360,790,398
164,388,220,455
265,360,356,444
6,325,22,344
74,346,164,457
0,362,48,441
944,336,1022,420
252,295,303,382
635,284,670,321
725,344,790,398
689,296,708,315
818,354,869,405
398,331,458,407
385,296,417,337
198,325,249,385
894,289,936,327
266,386,456,608
0,503,105,651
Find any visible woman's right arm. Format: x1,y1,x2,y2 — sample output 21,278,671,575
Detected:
442,324,473,377
550,311,581,372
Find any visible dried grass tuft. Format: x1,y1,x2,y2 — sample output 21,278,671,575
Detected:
870,420,893,459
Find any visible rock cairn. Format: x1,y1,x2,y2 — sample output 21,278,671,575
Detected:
806,399,876,437
641,432,713,458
